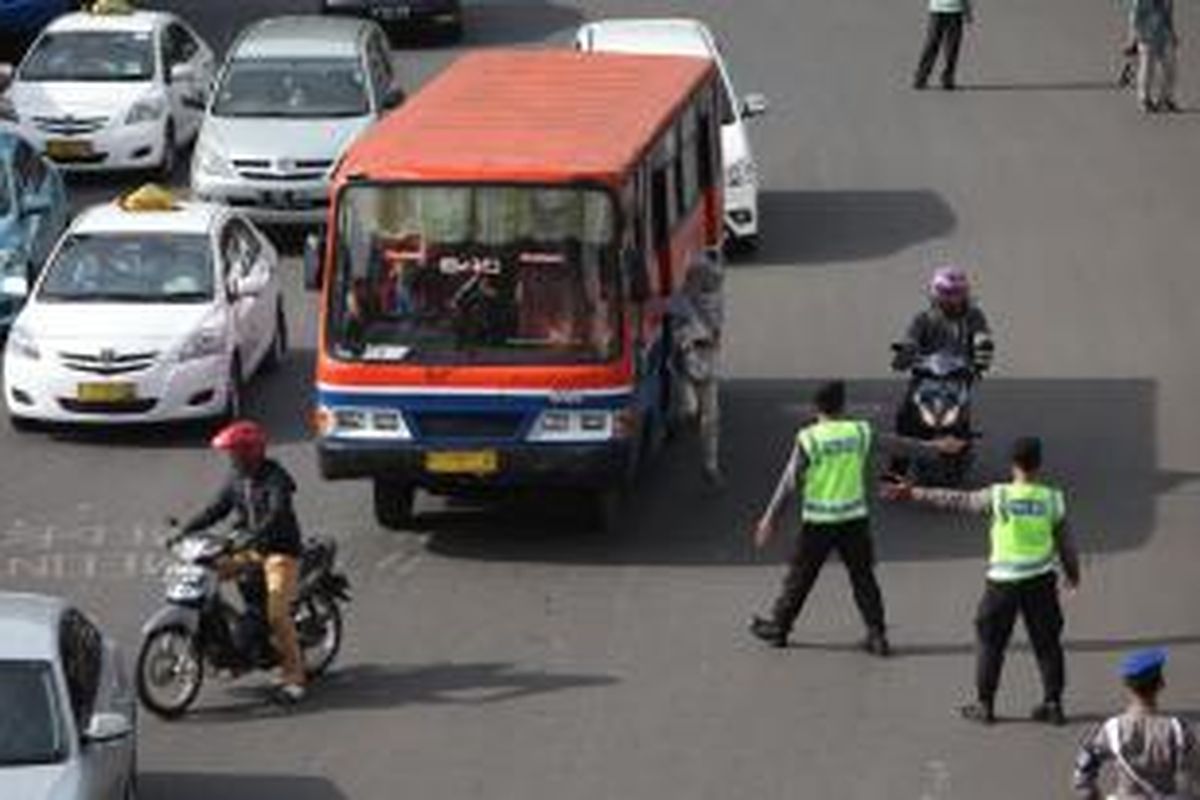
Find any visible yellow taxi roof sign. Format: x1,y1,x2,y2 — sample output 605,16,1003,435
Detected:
118,184,178,212
89,0,135,15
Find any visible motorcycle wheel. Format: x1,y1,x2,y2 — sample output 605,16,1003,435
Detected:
297,593,342,679
136,626,203,719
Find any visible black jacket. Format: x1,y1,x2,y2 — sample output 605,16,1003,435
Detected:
898,304,993,368
183,459,302,556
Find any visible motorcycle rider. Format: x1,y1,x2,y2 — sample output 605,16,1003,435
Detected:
181,420,306,702
891,265,993,475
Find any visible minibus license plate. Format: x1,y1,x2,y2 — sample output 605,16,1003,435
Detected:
425,450,498,474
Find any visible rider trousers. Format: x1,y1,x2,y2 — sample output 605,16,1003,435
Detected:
263,554,305,687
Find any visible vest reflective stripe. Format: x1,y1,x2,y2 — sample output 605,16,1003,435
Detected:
987,483,1064,582
798,419,871,523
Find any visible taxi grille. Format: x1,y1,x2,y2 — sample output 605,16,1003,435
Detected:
233,158,333,181
59,350,158,376
58,398,158,415
33,116,108,135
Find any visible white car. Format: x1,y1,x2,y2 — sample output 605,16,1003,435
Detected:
3,187,287,428
575,18,768,249
0,592,136,800
0,5,214,176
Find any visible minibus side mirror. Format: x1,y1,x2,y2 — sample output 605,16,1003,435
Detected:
304,231,325,291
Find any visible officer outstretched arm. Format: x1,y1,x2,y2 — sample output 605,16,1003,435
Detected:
754,441,803,548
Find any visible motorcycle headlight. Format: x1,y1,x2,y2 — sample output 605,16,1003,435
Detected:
178,327,227,362
942,404,961,428
126,97,167,125
918,403,939,429
726,158,756,189
6,323,40,361
193,139,235,179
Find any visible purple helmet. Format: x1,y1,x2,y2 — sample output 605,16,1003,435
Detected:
929,265,970,301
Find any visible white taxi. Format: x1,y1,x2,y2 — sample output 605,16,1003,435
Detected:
0,2,214,176
3,185,287,429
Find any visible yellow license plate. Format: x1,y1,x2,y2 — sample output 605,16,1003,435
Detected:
425,450,498,475
76,382,136,403
46,139,94,160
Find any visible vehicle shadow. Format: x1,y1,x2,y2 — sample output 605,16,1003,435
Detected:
424,378,1193,565
956,80,1121,93
459,0,586,46
788,632,1200,658
139,772,347,800
183,661,617,722
742,189,957,267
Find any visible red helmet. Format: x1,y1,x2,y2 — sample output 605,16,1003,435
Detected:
211,420,267,463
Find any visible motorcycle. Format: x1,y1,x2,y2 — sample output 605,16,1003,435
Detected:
136,524,350,718
890,344,982,486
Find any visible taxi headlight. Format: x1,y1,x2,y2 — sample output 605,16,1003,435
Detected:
194,140,234,179
126,97,167,125
726,158,756,189
7,323,40,361
178,328,227,362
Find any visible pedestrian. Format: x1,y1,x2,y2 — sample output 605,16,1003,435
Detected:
913,0,973,91
749,380,965,656
1073,648,1200,798
1128,0,1180,113
882,436,1081,724
669,248,725,489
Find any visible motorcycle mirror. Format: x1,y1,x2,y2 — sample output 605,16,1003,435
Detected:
165,517,179,528
890,342,906,353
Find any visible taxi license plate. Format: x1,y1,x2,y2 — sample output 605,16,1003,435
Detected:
46,139,94,161
76,382,136,403
425,450,498,475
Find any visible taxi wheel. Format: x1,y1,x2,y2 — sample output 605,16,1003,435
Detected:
373,480,414,530
157,122,176,182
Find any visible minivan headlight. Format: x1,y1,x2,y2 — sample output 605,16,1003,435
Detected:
194,139,234,179
726,158,756,189
7,324,40,361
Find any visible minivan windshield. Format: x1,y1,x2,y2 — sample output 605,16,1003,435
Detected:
328,184,622,365
0,661,67,766
20,31,155,82
213,58,370,118
38,233,214,303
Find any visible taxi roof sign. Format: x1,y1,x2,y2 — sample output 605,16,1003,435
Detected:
117,184,178,212
89,0,135,15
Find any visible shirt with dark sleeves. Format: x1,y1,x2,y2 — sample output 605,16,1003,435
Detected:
909,485,1081,584
183,458,303,557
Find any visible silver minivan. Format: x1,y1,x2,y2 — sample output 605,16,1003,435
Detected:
190,15,403,225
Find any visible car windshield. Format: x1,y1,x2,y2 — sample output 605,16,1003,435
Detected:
0,661,67,766
38,233,214,303
19,31,155,82
213,58,369,118
328,185,622,365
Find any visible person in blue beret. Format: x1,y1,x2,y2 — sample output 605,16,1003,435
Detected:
1073,648,1199,798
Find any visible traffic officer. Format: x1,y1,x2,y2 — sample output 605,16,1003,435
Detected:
883,436,1081,725
749,380,962,656
1074,648,1200,798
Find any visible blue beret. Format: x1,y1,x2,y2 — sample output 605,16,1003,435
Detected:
1121,648,1167,679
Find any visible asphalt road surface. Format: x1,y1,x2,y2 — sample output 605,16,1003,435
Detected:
3,1,1200,798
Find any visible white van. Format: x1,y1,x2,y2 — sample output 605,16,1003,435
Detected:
576,18,767,250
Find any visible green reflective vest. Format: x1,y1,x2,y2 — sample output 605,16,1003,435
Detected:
797,419,871,523
988,482,1065,582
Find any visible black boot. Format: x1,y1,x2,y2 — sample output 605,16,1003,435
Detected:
863,629,892,658
749,616,788,648
1031,701,1067,726
959,700,996,725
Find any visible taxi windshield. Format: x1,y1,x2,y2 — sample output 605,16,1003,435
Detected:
38,233,214,303
20,31,155,82
328,184,622,365
213,58,370,118
0,660,67,767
